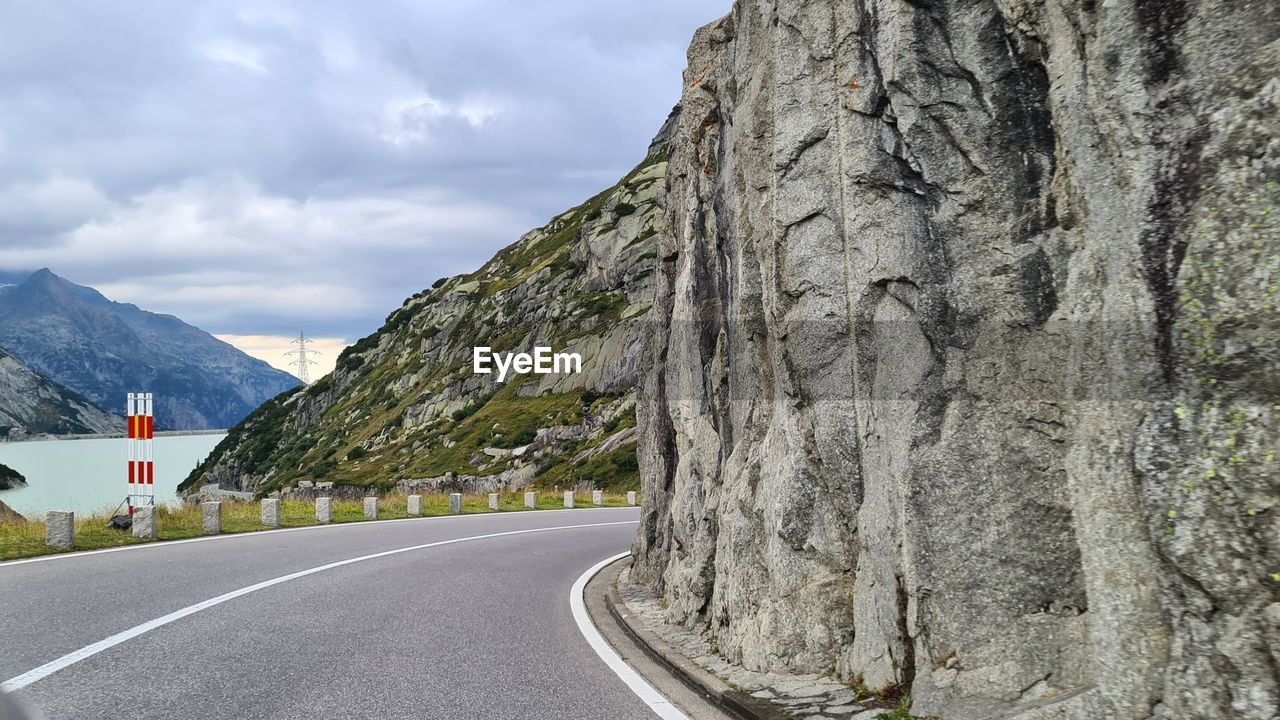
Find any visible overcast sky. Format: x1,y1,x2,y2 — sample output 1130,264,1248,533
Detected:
0,1,724,377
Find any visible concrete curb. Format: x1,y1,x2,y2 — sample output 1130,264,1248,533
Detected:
597,558,788,720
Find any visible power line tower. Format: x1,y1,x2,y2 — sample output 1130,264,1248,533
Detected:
286,331,320,384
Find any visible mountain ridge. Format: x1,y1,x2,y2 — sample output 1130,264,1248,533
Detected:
0,269,301,429
0,346,120,438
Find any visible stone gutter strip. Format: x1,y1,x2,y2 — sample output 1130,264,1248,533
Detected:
611,562,893,720
604,560,787,720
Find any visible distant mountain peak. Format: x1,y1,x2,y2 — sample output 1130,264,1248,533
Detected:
0,271,300,429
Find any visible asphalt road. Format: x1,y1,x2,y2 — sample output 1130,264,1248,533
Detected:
0,507,661,720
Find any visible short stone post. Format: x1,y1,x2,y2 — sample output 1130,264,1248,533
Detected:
563,490,574,508
449,493,462,514
261,498,280,527
364,497,378,520
201,502,222,535
45,511,74,549
627,491,637,506
524,491,536,509
408,494,422,516
488,492,499,511
592,490,603,506
132,506,158,538
316,497,333,523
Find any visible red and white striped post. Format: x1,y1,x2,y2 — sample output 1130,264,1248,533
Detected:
127,392,155,513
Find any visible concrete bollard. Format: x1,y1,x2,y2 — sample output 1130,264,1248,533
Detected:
627,491,637,506
132,506,158,538
316,497,333,523
45,511,74,549
488,492,499,511
524,491,536,509
449,493,462,514
592,490,603,506
408,494,422,516
202,502,222,535
364,497,378,520
261,498,280,527
564,490,574,508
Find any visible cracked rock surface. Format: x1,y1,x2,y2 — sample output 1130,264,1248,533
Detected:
618,567,885,719
632,2,1279,719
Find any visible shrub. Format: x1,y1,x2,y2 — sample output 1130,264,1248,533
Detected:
451,391,495,422
615,453,638,474
509,426,537,447
548,252,578,274
306,376,333,396
310,459,337,479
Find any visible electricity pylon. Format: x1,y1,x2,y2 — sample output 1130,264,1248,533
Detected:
286,331,320,384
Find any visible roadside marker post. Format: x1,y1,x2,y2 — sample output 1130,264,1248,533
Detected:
126,393,155,516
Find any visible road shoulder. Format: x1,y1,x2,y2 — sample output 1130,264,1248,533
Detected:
584,556,756,720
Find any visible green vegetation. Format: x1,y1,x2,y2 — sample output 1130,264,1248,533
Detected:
575,292,627,321
184,147,669,501
538,441,639,491
406,384,584,480
451,390,496,422
547,251,579,275
179,387,300,493
873,701,935,720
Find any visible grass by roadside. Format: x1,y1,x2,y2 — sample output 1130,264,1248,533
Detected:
0,491,636,562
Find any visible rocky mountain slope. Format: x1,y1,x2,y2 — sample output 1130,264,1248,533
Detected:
0,269,301,429
631,2,1278,720
179,114,677,497
0,347,120,438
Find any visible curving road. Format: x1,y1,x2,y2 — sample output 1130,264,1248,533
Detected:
0,508,663,720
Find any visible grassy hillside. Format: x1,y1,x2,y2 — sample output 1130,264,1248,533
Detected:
182,113,675,496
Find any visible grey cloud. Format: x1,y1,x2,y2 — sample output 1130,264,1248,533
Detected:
0,0,725,338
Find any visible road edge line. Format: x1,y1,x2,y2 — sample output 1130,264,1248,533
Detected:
570,552,691,720
600,560,788,720
0,506,637,569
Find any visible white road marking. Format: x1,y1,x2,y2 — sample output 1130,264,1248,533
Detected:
1,520,638,692
570,552,691,720
0,506,637,568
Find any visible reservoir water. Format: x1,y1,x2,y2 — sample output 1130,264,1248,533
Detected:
0,434,227,519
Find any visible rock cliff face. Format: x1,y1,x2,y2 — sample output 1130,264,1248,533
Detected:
0,461,25,490
631,2,1278,719
181,118,677,497
0,347,120,438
